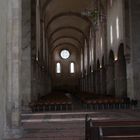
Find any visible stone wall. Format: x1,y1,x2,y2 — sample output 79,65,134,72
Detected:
21,0,31,109
0,0,22,139
130,0,140,101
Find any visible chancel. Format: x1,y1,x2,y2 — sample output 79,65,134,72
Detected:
0,0,140,140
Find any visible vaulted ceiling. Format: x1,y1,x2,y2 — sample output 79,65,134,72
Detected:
40,0,95,51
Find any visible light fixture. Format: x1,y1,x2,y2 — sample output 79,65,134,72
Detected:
115,56,118,61
81,8,106,30
36,57,38,61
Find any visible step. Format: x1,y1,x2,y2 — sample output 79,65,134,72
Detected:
23,130,84,138
21,111,97,120
23,122,84,129
11,136,85,140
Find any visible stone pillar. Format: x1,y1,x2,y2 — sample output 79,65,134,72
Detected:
89,73,92,93
126,59,134,99
87,75,89,92
115,59,127,97
129,0,140,105
31,59,38,101
0,0,8,139
114,60,120,97
85,75,87,92
106,64,115,96
36,0,41,60
87,74,90,93
124,0,134,99
95,69,101,95
100,68,103,95
4,0,23,138
82,78,84,92
90,72,93,93
92,71,96,94
84,77,86,92
83,78,85,92
100,67,107,95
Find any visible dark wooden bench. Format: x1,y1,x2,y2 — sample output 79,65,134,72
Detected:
99,126,140,140
29,92,73,112
77,92,132,110
83,97,131,110
85,115,140,140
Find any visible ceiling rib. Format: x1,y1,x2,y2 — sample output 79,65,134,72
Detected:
50,36,82,46
42,0,54,16
46,12,91,31
51,42,80,52
48,26,88,42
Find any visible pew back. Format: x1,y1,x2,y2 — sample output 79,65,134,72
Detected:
85,116,140,140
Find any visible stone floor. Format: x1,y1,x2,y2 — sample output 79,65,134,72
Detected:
10,109,140,140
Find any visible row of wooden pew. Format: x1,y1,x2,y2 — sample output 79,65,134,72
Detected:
76,92,137,110
29,92,73,112
85,114,140,140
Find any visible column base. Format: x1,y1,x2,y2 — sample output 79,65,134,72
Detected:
4,127,24,139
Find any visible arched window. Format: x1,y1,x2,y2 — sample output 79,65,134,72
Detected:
116,17,119,39
110,25,113,45
56,62,61,73
70,62,75,73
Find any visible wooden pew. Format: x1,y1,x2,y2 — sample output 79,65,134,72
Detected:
77,92,132,110
85,115,140,140
99,126,140,140
29,92,73,112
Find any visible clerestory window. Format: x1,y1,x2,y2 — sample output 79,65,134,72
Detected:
70,62,75,73
56,62,61,73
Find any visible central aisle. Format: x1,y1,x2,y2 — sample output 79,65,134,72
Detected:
21,112,87,140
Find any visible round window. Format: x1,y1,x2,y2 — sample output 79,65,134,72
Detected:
60,50,70,59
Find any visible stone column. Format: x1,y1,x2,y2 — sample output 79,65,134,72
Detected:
36,0,41,60
106,64,115,96
100,68,103,95
0,0,8,139
114,59,127,97
84,76,86,92
92,71,96,94
95,69,101,95
89,73,92,93
87,74,90,93
126,58,134,99
114,60,120,97
90,72,93,93
4,0,23,138
82,78,84,92
100,67,107,95
129,0,140,105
